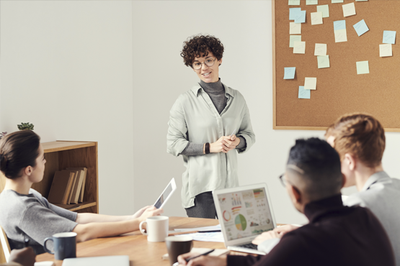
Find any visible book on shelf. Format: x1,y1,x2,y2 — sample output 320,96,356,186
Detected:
47,170,75,205
48,167,87,206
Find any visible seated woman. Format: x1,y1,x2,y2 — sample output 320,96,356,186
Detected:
0,130,162,254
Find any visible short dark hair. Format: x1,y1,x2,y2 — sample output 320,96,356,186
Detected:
0,130,41,179
287,138,342,200
180,35,224,67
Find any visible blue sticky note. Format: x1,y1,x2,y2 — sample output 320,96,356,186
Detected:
294,10,306,23
298,86,310,99
284,67,296,79
334,20,346,31
353,19,369,36
383,31,396,44
289,8,301,20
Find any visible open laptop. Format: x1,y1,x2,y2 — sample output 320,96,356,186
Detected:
213,183,277,255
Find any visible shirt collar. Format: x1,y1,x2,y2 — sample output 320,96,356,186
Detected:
190,82,234,98
361,171,390,191
304,194,344,223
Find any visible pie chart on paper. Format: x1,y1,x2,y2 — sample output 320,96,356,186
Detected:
235,214,247,231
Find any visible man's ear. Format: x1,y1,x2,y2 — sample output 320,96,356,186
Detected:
344,153,356,171
290,185,302,204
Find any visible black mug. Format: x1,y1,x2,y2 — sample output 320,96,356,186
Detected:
43,232,77,260
165,236,193,266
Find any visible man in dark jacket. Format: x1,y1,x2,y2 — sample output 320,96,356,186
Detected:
178,138,395,266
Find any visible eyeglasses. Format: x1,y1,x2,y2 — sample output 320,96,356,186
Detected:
192,57,217,70
279,174,288,188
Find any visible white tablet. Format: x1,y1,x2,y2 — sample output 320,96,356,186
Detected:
153,177,176,209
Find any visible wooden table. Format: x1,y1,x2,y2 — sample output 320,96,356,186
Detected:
36,217,227,266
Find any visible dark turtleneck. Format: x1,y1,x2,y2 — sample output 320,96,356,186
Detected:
199,79,227,114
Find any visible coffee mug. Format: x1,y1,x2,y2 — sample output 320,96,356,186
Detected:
165,236,193,266
139,216,169,242
43,232,77,260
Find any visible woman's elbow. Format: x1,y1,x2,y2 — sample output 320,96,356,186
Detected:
72,224,93,242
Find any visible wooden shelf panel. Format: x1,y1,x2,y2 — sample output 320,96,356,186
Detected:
42,141,96,153
54,201,97,212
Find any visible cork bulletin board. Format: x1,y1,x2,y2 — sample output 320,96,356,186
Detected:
273,0,400,131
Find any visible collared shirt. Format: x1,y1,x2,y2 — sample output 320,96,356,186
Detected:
227,194,395,266
167,83,255,208
343,171,400,266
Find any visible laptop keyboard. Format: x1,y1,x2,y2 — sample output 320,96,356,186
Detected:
239,243,258,250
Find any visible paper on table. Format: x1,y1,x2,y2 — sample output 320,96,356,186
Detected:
314,43,327,56
290,22,301,34
174,224,221,232
383,31,396,44
317,55,330,68
342,3,356,17
284,67,296,79
356,61,369,75
334,29,347,43
298,86,311,99
293,41,306,54
304,77,317,90
353,19,369,36
289,35,302,48
180,232,224,242
311,12,323,25
379,44,392,57
162,248,229,260
317,5,329,18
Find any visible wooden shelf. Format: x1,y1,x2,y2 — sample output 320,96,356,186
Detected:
0,140,99,213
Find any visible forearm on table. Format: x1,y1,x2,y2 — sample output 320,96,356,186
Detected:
73,219,140,242
76,213,132,224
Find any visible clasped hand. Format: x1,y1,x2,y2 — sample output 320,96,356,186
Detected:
210,135,239,154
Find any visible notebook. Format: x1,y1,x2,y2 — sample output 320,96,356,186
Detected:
212,183,277,255
62,255,129,266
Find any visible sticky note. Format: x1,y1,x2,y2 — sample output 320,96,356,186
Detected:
317,55,330,68
332,0,344,3
304,77,317,90
290,35,302,48
311,12,323,25
294,10,307,23
356,61,369,74
314,43,327,56
290,22,302,34
356,0,368,1
342,3,356,17
289,0,301,5
353,19,369,36
293,41,306,54
317,5,330,18
284,67,296,79
383,31,396,44
379,44,392,57
334,20,346,31
289,8,302,20
334,29,348,43
306,0,318,5
298,86,311,99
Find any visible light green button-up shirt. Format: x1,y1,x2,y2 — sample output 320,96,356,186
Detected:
167,83,255,208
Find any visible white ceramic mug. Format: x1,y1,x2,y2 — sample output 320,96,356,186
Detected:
139,216,169,242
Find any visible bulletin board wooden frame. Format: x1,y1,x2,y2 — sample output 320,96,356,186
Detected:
273,0,400,131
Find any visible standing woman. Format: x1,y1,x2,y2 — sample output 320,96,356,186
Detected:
167,35,255,218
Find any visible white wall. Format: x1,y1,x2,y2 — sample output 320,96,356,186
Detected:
1,0,400,225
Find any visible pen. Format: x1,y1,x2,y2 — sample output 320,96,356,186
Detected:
24,238,30,247
185,249,215,262
198,230,221,233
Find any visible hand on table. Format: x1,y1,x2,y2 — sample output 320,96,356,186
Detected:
252,224,300,245
138,206,163,222
177,252,227,266
9,247,36,266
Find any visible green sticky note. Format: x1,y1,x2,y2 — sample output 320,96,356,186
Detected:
306,0,318,5
332,0,344,3
317,5,329,18
289,0,301,5
290,35,302,48
356,61,369,74
317,55,330,68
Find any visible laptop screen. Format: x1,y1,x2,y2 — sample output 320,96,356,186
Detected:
216,187,274,241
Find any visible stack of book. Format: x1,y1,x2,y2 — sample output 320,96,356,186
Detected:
47,167,88,207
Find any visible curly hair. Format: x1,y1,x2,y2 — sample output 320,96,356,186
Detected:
325,113,385,168
180,35,224,67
